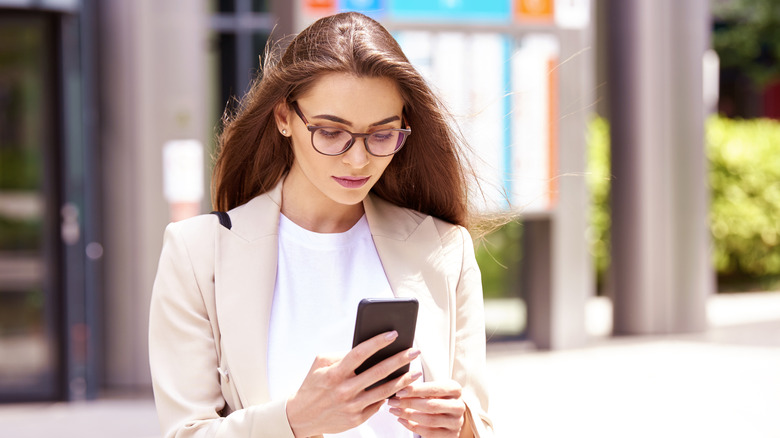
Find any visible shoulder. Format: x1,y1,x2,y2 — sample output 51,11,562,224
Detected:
163,214,221,251
167,191,280,246
159,214,222,272
167,213,220,237
160,189,280,256
366,194,472,250
223,192,282,241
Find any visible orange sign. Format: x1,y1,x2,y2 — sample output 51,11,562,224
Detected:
515,0,554,23
305,0,336,12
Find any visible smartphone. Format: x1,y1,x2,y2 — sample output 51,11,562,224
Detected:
352,297,419,390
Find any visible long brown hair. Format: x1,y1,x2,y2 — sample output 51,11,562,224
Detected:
212,12,477,227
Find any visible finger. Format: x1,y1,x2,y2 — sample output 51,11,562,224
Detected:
357,366,422,405
395,380,462,399
339,331,399,374
397,418,462,438
353,347,419,392
388,396,465,416
391,408,463,430
397,418,418,433
396,418,418,434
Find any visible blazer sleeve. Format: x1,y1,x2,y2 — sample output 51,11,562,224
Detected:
149,219,294,438
452,227,495,437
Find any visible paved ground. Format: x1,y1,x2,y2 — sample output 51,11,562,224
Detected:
2,292,779,438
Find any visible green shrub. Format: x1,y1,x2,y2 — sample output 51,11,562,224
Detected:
586,116,611,288
707,117,780,277
474,220,522,299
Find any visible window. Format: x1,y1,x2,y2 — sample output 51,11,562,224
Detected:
0,12,62,402
210,0,275,118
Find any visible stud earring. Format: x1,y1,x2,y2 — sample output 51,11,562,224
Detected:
282,129,288,136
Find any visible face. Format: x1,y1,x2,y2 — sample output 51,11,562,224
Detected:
277,73,405,209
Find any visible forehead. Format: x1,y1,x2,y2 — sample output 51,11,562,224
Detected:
297,73,404,122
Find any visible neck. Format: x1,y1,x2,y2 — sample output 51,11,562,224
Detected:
280,176,365,234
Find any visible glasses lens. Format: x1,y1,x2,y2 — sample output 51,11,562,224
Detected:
367,130,407,156
312,128,353,154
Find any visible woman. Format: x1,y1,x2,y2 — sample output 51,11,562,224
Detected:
149,11,494,438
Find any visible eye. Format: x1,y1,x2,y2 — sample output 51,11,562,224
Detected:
371,131,395,141
316,128,345,139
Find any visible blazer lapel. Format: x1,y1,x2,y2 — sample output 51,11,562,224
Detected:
215,182,283,408
364,195,452,382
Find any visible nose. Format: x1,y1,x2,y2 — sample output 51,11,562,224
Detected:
342,137,370,168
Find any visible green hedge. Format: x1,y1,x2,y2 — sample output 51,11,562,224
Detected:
707,117,780,277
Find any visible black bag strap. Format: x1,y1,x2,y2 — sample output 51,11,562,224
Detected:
210,211,232,230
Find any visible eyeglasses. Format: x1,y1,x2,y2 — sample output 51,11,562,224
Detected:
291,101,411,157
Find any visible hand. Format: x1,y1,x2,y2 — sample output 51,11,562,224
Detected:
285,331,422,438
388,380,468,438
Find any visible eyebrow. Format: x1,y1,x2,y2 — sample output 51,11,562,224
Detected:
312,114,401,127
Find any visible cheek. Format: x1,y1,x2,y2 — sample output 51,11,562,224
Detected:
289,133,307,156
376,156,394,176
290,136,316,167
291,137,335,179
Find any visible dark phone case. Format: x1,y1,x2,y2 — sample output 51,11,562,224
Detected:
352,298,418,390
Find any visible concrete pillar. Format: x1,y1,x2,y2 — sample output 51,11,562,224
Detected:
524,24,595,350
607,0,712,335
100,0,209,389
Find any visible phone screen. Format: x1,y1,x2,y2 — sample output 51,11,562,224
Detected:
352,298,418,390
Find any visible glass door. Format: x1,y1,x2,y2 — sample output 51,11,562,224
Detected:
0,12,62,401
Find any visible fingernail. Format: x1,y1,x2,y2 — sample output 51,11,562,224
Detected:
385,331,398,341
396,389,408,397
389,407,402,416
409,349,421,358
388,398,400,407
411,371,422,380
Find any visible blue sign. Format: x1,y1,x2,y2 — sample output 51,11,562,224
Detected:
389,0,511,22
341,0,385,15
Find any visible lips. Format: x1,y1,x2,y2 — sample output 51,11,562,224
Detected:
332,176,370,189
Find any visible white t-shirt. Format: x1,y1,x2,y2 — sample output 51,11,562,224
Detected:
268,214,419,438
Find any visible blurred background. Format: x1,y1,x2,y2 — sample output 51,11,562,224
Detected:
1,0,779,436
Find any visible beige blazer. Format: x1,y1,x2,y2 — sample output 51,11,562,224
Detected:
149,181,494,438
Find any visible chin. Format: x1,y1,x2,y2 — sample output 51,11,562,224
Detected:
335,193,369,206
330,188,371,206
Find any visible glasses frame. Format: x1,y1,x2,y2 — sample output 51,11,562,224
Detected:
290,101,411,157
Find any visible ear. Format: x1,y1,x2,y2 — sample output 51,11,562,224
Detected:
273,102,291,136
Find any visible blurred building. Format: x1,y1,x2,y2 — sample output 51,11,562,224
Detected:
0,0,288,402
13,0,729,405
